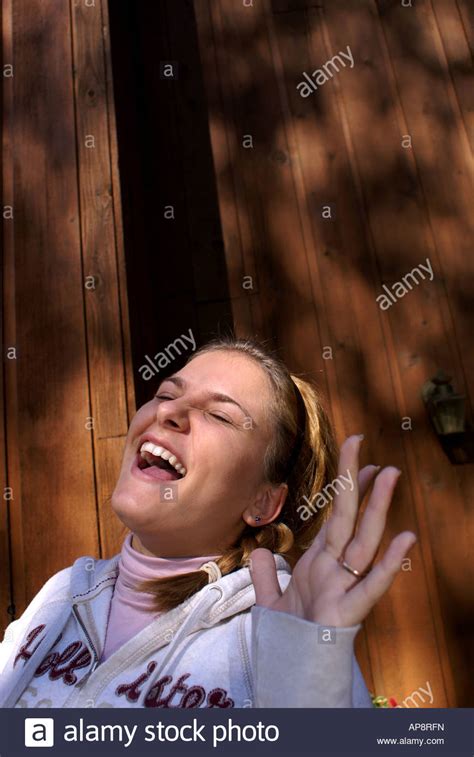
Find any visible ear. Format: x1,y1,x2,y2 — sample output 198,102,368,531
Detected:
243,482,289,527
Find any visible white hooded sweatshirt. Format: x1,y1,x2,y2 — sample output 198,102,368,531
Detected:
0,551,372,708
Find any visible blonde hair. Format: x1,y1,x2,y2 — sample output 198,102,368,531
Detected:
136,336,338,611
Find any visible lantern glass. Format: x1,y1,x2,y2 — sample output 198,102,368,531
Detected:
430,396,466,435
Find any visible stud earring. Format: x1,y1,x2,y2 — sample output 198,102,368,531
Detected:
254,515,262,522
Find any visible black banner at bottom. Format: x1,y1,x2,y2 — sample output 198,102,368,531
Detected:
1,708,472,756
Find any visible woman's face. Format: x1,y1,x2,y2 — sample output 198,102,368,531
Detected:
111,350,287,556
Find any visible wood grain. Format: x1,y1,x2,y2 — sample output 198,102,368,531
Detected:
1,0,136,633
195,0,473,705
6,0,98,612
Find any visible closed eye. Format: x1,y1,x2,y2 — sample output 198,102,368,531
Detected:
155,395,233,424
209,413,232,424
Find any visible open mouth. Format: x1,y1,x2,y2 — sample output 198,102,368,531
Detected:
136,441,186,482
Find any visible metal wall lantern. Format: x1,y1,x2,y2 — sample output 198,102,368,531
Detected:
422,370,474,464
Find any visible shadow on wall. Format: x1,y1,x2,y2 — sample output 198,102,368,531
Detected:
107,0,474,706
108,0,235,410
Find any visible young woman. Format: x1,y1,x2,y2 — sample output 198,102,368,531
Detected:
0,337,416,708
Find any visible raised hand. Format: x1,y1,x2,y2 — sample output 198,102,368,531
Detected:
249,435,417,628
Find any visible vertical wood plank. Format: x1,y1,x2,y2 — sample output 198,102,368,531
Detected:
194,0,260,316
0,0,18,634
165,0,233,306
101,0,137,428
431,0,474,152
456,0,474,54
8,0,99,612
95,435,130,557
71,0,130,440
71,0,138,558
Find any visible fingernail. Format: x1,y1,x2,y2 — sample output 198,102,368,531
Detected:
358,434,365,441
374,465,381,470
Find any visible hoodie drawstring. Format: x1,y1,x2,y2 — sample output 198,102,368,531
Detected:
135,584,223,708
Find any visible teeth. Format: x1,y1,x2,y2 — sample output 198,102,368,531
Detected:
139,442,187,477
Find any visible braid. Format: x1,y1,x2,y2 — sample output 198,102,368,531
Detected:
217,521,295,574
136,523,296,614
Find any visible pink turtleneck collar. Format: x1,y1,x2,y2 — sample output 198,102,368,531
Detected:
100,533,221,662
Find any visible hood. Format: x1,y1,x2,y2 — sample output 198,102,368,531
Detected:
0,547,293,708
69,549,292,624
70,549,293,707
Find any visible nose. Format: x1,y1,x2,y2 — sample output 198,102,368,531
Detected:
154,396,190,432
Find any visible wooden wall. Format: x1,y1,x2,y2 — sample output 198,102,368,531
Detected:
1,0,135,634
106,0,235,412
193,0,474,707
